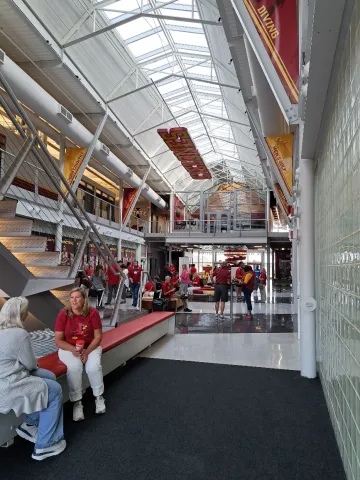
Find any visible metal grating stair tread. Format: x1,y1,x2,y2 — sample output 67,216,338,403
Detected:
0,236,47,252
0,200,18,218
27,266,71,278
13,251,60,267
0,218,33,236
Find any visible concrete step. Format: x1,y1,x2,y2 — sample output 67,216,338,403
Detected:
13,251,59,267
27,265,70,278
0,236,47,252
0,200,18,218
0,218,33,237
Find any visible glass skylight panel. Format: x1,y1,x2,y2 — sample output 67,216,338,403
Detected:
116,17,158,40
158,79,186,94
170,31,208,47
128,31,168,57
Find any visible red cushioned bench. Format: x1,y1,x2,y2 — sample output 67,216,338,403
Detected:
1,311,175,447
38,312,175,379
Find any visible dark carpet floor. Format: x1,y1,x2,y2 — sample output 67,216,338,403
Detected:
1,358,345,480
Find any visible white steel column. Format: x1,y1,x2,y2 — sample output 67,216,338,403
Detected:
55,134,65,262
168,245,172,265
292,238,298,312
117,179,123,261
299,157,316,378
169,192,174,233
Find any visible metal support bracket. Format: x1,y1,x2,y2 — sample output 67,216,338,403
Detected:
69,226,91,277
122,166,151,229
0,136,36,200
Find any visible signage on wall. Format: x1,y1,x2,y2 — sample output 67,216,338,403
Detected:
242,0,299,103
274,182,290,215
122,188,137,223
62,147,87,194
266,134,293,197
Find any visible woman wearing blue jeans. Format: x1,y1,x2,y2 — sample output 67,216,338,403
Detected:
0,297,65,460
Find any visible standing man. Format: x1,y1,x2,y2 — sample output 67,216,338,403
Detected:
128,260,142,308
211,261,231,320
105,261,120,305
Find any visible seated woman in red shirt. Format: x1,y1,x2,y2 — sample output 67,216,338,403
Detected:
162,276,192,312
170,272,179,290
143,280,155,299
54,288,105,422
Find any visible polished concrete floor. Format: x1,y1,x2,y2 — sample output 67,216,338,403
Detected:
140,283,300,371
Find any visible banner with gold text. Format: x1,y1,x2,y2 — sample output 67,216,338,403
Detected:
274,182,290,215
243,0,299,103
62,147,87,194
122,188,137,224
266,134,293,197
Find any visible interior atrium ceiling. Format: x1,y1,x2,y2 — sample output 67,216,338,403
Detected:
6,0,266,197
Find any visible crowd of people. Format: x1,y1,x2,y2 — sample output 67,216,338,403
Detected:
0,257,267,461
77,259,143,310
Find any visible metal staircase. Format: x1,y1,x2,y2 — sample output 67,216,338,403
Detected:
0,198,74,328
0,69,125,330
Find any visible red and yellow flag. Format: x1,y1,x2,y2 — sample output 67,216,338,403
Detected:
62,147,87,193
243,0,299,103
266,134,293,197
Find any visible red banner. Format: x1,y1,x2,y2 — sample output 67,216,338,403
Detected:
122,188,137,224
243,0,299,103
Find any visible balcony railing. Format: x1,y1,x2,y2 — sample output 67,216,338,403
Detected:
145,218,267,237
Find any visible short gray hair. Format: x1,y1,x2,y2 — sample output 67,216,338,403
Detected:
0,297,29,330
165,276,171,280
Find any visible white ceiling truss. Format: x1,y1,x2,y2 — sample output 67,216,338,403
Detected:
22,0,267,195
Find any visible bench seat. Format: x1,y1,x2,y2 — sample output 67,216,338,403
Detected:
1,311,175,446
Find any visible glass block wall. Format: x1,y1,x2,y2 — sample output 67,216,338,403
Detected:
315,4,360,480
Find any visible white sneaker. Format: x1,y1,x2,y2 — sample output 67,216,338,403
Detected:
220,314,225,321
16,423,38,443
32,439,66,461
95,396,106,414
73,401,84,422
215,314,219,320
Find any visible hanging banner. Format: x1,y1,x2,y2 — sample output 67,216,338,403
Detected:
62,147,87,193
266,134,293,196
243,0,299,103
274,182,290,215
122,188,137,223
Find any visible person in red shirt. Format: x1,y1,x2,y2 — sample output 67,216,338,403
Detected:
128,260,143,307
105,262,120,305
54,287,105,421
192,273,201,288
189,264,197,279
234,261,245,298
259,267,267,303
170,272,179,289
211,261,231,319
162,276,192,312
169,264,176,275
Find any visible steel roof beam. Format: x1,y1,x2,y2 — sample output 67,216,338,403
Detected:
63,13,222,48
107,73,239,103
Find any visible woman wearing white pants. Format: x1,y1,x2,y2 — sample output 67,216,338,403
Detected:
55,288,105,422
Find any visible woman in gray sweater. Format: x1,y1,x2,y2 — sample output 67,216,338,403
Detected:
0,297,66,460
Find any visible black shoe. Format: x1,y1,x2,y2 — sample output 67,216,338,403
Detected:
105,302,111,305
184,308,192,312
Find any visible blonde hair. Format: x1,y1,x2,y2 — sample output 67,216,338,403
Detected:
65,287,91,317
0,297,29,330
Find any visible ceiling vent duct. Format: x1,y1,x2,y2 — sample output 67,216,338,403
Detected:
100,143,110,156
58,104,73,123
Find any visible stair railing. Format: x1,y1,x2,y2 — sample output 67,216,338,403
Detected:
0,70,121,279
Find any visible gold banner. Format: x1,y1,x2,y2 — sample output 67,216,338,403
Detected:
266,134,293,196
62,147,87,193
274,183,289,215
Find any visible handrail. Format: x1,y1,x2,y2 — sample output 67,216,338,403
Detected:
0,70,121,276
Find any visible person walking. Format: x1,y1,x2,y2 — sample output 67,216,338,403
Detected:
179,264,191,296
89,265,106,308
211,261,231,320
241,265,257,319
128,260,142,308
259,267,267,302
105,261,120,305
